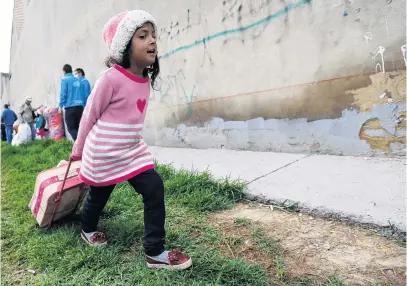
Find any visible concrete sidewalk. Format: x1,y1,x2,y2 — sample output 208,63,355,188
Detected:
149,146,406,232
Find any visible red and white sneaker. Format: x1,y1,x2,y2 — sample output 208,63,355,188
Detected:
146,249,192,270
81,230,108,246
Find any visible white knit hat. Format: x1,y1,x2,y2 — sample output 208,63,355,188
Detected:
102,10,157,62
25,97,32,102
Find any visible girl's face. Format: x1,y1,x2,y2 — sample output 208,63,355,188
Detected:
130,22,157,68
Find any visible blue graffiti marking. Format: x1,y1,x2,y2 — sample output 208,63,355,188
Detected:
159,0,312,59
181,84,196,117
167,69,196,116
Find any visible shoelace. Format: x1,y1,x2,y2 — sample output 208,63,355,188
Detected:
90,232,106,243
168,249,184,262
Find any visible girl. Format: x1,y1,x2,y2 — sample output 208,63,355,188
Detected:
70,10,192,270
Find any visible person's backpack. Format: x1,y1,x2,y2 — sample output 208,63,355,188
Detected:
35,115,46,129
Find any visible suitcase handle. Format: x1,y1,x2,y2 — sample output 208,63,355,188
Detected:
45,158,74,229
58,159,73,200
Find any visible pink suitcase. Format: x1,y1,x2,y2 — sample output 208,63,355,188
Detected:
29,159,87,228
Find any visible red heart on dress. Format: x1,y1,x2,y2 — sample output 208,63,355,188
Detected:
137,99,147,113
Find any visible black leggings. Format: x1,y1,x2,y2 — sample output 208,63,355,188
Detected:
81,169,165,256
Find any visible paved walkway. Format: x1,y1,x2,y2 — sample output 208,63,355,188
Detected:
149,146,406,231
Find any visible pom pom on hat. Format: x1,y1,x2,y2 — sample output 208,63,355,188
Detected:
102,10,157,63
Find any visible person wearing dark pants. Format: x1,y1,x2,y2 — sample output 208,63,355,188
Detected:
1,104,17,144
80,169,165,256
70,9,192,270
18,98,42,140
1,123,6,142
59,64,87,141
64,106,83,141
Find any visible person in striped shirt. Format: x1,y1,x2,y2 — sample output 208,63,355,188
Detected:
70,10,192,271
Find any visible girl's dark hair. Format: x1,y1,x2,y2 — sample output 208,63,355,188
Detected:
105,40,160,90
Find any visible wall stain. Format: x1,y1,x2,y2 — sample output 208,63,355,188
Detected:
162,73,373,127
290,74,372,121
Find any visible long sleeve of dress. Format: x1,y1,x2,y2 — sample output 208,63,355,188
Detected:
71,73,114,160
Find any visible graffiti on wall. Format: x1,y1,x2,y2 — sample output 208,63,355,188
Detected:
158,8,199,42
154,0,312,118
147,0,406,156
371,44,407,74
220,0,288,43
159,0,311,59
372,46,386,73
364,32,373,43
152,69,197,117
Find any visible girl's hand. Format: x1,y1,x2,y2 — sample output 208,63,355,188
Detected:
70,154,81,161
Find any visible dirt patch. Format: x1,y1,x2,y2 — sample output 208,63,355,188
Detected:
209,203,406,285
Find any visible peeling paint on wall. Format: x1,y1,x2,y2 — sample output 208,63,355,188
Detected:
145,101,406,157
145,67,406,157
359,115,406,151
352,71,406,112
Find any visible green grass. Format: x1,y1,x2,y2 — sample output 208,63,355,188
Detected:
1,140,352,286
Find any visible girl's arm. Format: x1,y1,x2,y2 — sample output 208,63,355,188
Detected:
71,73,114,160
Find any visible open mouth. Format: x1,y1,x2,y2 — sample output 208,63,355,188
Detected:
147,49,156,54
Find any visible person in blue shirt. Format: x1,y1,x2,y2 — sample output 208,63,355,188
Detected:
1,104,17,145
59,64,86,141
74,68,91,105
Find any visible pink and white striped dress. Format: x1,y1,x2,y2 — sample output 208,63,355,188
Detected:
71,65,154,186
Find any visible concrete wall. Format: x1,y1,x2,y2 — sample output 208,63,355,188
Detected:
1,73,11,106
8,0,406,156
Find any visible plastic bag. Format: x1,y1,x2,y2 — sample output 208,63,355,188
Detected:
43,108,64,140
11,133,20,146
18,123,32,143
11,123,32,146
